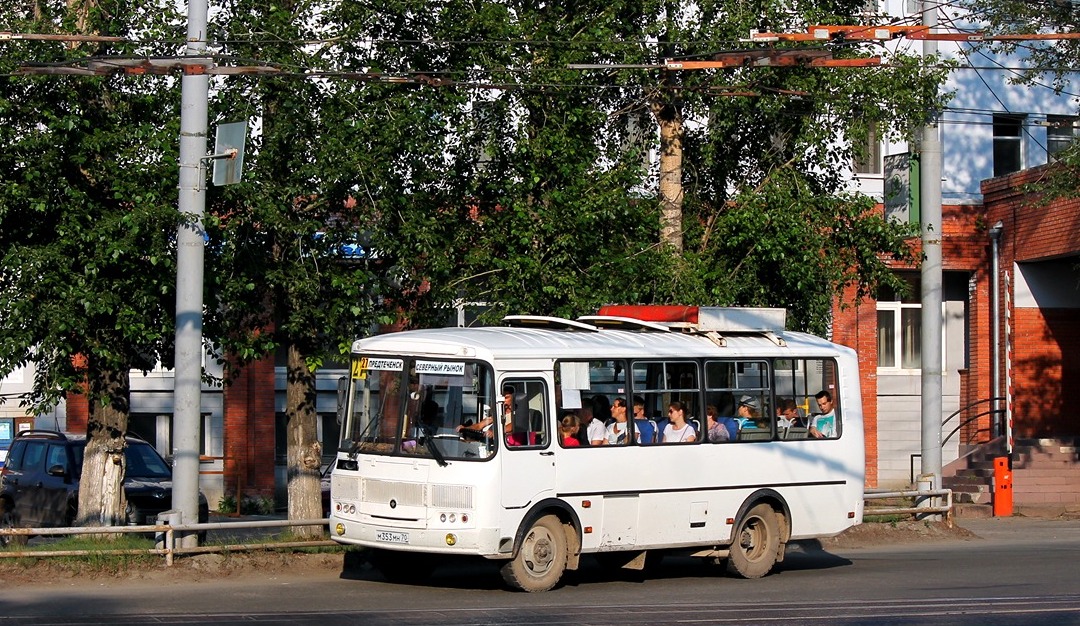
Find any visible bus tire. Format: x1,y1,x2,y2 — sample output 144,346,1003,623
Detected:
726,503,780,579
501,514,567,592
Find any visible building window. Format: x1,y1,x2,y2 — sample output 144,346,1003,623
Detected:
1047,115,1078,160
854,121,882,175
993,113,1025,177
877,275,921,370
877,303,922,369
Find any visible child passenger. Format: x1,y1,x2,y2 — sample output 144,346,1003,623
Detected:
560,413,582,447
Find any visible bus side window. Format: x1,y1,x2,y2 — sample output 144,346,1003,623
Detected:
503,378,550,449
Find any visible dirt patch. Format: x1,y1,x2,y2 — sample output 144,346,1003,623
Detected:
0,549,348,586
822,520,978,549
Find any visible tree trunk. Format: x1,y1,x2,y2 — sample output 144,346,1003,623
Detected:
285,342,324,537
651,76,685,252
76,366,130,535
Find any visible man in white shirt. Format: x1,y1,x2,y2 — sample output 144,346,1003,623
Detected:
603,398,631,445
584,405,606,446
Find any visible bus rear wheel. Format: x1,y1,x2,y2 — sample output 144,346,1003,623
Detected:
501,514,568,592
726,503,780,579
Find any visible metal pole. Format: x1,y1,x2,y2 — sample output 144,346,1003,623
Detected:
989,222,1003,439
919,0,943,504
173,0,210,548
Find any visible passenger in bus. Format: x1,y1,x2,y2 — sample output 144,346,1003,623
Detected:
662,401,697,443
572,405,593,445
457,387,514,440
631,396,658,444
581,402,606,446
776,398,799,428
592,394,613,424
603,398,630,445
559,414,582,447
809,390,838,438
736,396,765,429
706,405,733,442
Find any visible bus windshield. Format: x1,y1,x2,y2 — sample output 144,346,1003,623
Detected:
339,356,497,462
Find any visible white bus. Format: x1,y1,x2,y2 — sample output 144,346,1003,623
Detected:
329,306,864,592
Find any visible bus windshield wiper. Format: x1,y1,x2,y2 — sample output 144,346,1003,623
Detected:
420,423,448,467
348,411,380,459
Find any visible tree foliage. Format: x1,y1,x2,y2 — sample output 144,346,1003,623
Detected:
1,0,953,530
329,0,947,333
0,0,184,527
203,0,392,529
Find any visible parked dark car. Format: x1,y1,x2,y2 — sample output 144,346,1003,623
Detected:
0,430,209,544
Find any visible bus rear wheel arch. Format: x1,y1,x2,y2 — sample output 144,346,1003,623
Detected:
501,514,572,592
726,502,783,579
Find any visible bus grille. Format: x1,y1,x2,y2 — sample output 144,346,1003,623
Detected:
332,474,358,499
431,484,474,510
359,479,474,510
362,479,426,507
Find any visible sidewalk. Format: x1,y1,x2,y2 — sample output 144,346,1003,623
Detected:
957,512,1080,544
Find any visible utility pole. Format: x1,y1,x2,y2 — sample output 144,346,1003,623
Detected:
172,0,210,547
918,0,944,508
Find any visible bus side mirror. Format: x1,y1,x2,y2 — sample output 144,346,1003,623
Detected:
336,376,348,425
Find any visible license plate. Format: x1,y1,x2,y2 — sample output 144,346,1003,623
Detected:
375,530,410,544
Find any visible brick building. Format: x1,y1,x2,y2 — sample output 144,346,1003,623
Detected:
836,165,1080,505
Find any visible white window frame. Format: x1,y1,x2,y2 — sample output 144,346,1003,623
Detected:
876,302,946,373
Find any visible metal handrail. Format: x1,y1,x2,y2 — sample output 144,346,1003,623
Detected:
864,488,953,524
940,396,1006,447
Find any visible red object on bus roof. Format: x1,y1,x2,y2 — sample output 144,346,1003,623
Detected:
597,305,699,323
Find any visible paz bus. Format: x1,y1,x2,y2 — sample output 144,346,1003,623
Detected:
328,306,864,592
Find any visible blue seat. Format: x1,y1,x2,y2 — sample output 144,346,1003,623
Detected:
718,417,739,441
634,419,657,444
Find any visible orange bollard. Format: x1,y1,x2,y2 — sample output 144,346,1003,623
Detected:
993,456,1013,517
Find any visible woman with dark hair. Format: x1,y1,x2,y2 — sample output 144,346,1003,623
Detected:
662,401,696,443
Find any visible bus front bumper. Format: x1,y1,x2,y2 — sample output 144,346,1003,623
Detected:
329,517,504,556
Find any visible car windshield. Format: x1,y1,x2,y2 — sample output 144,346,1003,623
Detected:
72,440,172,479
125,442,172,478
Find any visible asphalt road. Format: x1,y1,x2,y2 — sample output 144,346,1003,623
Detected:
1,517,1079,625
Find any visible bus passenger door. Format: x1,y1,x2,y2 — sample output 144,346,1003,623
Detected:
499,377,555,509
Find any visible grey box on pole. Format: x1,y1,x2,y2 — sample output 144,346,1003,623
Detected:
212,121,247,186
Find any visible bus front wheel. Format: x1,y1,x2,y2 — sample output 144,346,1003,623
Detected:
501,514,568,592
726,503,781,579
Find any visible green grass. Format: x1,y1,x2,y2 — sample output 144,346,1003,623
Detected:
0,535,161,570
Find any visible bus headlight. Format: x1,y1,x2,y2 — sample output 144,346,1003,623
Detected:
335,523,346,536
445,533,457,546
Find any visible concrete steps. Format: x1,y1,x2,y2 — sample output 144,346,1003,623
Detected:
943,437,1080,514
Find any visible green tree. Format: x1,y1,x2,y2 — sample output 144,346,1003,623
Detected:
331,1,949,333
0,0,183,528
203,0,390,533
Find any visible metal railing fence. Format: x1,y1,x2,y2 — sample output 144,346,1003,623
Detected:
864,488,953,524
0,518,334,566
